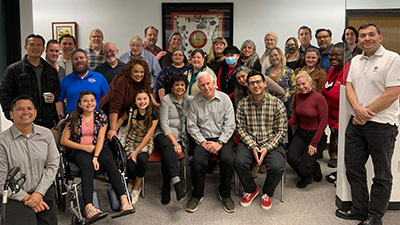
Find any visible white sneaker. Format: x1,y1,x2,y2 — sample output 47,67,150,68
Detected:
131,188,141,205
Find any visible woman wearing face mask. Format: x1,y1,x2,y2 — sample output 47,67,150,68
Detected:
285,37,300,70
206,37,228,75
341,26,363,57
184,49,217,96
294,48,327,94
260,32,278,74
238,40,262,72
216,46,241,99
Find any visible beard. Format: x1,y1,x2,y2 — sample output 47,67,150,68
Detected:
73,63,89,76
106,56,117,63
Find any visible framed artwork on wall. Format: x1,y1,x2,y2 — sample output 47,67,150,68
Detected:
162,3,233,56
51,22,77,43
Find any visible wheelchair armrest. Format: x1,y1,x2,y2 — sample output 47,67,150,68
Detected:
111,136,127,172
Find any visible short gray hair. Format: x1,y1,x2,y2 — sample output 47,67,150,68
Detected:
129,35,143,45
197,71,211,81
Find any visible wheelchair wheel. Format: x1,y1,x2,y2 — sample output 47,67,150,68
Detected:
71,215,87,225
55,159,67,211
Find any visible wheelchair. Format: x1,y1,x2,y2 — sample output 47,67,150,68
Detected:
52,119,135,224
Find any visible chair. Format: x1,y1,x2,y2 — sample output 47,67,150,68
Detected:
140,150,186,198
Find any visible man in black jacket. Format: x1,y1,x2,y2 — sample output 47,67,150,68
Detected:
0,34,60,128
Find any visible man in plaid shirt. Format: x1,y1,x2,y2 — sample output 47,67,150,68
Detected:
86,28,105,69
234,71,287,211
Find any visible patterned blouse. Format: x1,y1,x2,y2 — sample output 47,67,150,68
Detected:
125,109,158,157
156,63,190,93
66,110,108,158
265,65,296,103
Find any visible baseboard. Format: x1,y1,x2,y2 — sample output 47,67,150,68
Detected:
336,195,400,210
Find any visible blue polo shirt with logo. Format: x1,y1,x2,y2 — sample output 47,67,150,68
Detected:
59,68,109,114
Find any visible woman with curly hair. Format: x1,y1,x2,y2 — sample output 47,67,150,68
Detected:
99,57,157,140
238,40,262,72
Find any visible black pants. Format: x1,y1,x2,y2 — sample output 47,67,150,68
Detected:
287,128,326,180
126,152,149,179
73,145,125,206
5,185,57,225
345,119,398,219
191,139,234,198
154,134,180,181
235,143,285,197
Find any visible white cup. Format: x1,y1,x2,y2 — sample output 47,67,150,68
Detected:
43,92,52,103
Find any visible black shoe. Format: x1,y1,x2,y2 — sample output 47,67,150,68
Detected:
313,162,323,182
296,178,312,189
326,171,337,183
335,209,367,221
328,159,337,168
174,181,185,201
358,217,382,225
161,181,171,205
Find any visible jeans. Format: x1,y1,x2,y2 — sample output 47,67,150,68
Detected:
234,143,285,197
287,128,326,180
345,118,398,219
126,152,150,180
191,138,235,198
154,134,181,181
73,145,125,206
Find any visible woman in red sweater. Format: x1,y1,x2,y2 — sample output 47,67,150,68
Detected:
322,42,352,173
287,71,328,189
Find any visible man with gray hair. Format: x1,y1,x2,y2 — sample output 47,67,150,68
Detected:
119,35,161,93
86,28,105,69
186,71,236,213
95,42,125,85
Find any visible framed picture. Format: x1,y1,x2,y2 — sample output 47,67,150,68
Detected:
162,3,233,56
51,22,77,43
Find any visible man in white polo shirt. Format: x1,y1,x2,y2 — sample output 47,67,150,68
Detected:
335,24,400,225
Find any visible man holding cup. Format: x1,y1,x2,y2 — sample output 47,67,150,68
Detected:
0,34,60,129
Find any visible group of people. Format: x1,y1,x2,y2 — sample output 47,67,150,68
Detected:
0,23,398,225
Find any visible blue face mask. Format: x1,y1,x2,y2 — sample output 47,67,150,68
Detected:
225,57,237,65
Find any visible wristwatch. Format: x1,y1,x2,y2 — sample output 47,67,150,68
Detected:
217,140,224,145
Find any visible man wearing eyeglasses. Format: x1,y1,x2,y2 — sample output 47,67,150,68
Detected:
316,28,333,72
234,71,287,211
119,35,161,93
86,28,105,69
95,42,125,85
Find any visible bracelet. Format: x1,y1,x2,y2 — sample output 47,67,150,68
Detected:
93,155,99,158
173,143,180,147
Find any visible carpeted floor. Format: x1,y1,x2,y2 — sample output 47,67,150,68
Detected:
57,152,400,225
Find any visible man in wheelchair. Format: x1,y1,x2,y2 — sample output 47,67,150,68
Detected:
0,95,60,225
59,91,134,223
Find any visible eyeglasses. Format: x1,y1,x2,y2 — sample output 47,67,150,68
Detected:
248,80,263,86
317,35,330,40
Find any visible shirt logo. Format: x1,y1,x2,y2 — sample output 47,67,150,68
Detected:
88,78,96,83
372,66,379,72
